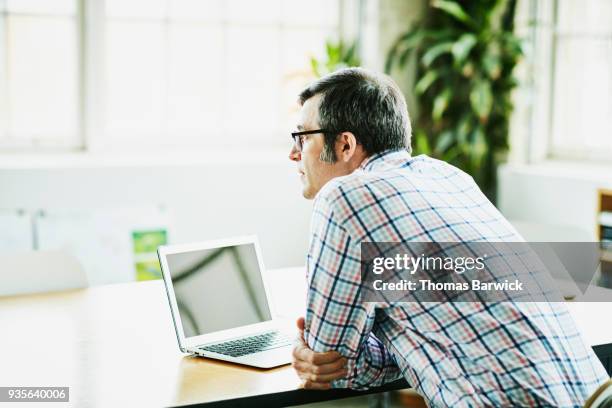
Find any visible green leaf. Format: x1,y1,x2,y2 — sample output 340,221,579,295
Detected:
457,116,472,144
345,42,356,60
435,130,454,154
395,28,423,45
469,80,493,119
440,146,461,163
386,29,456,72
397,47,414,68
397,31,427,66
396,29,425,51
415,70,439,95
432,0,473,25
327,42,339,62
310,57,321,77
422,42,453,67
413,131,432,155
398,35,426,66
312,39,361,78
503,33,524,57
325,42,334,61
386,29,422,72
469,126,488,169
452,33,477,66
482,53,501,79
432,88,452,122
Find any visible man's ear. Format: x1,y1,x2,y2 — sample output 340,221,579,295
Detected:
336,132,358,163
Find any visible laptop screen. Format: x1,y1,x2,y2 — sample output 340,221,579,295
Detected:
165,242,272,338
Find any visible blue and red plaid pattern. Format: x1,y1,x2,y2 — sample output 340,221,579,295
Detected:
304,150,608,407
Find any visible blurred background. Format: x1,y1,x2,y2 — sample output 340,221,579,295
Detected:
0,0,611,290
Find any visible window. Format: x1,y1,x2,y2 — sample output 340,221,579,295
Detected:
549,0,612,160
525,0,612,161
0,0,340,152
0,0,80,149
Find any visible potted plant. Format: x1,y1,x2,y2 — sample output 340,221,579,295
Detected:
387,0,523,200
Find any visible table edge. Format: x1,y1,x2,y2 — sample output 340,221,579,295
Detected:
169,379,410,408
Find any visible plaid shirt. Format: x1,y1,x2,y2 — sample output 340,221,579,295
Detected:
304,150,608,407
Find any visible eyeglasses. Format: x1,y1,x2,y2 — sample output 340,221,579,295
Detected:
290,129,329,152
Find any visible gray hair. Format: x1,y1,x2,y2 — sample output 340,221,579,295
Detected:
299,68,412,163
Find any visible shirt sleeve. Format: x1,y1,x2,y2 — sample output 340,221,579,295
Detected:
304,192,401,390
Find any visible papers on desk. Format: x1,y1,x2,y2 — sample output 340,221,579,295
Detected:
0,210,33,251
37,206,172,285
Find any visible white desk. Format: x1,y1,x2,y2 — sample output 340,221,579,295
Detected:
0,277,412,408
266,266,612,349
0,267,609,408
266,265,612,380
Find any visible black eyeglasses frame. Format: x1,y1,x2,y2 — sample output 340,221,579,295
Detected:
290,129,330,152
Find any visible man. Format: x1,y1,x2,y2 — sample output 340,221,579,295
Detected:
288,68,608,406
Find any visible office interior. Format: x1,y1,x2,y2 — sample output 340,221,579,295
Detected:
0,0,611,407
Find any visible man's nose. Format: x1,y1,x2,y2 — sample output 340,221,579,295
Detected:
289,145,301,162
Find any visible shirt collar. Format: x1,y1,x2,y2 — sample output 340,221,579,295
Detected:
358,149,411,171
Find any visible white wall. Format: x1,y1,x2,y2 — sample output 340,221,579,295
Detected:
4,155,609,287
0,152,313,285
498,161,612,238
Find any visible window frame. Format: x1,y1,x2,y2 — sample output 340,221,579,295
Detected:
525,0,612,164
0,0,85,151
0,0,346,154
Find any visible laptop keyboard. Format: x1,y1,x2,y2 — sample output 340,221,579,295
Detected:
199,331,293,358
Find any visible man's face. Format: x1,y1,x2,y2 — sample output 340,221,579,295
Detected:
289,95,339,199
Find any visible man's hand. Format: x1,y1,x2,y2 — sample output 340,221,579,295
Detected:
292,317,348,390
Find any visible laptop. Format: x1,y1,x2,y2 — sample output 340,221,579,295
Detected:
157,236,293,368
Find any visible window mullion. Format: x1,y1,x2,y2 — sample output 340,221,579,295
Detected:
0,5,7,143
527,0,556,163
82,0,106,152
545,0,560,161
